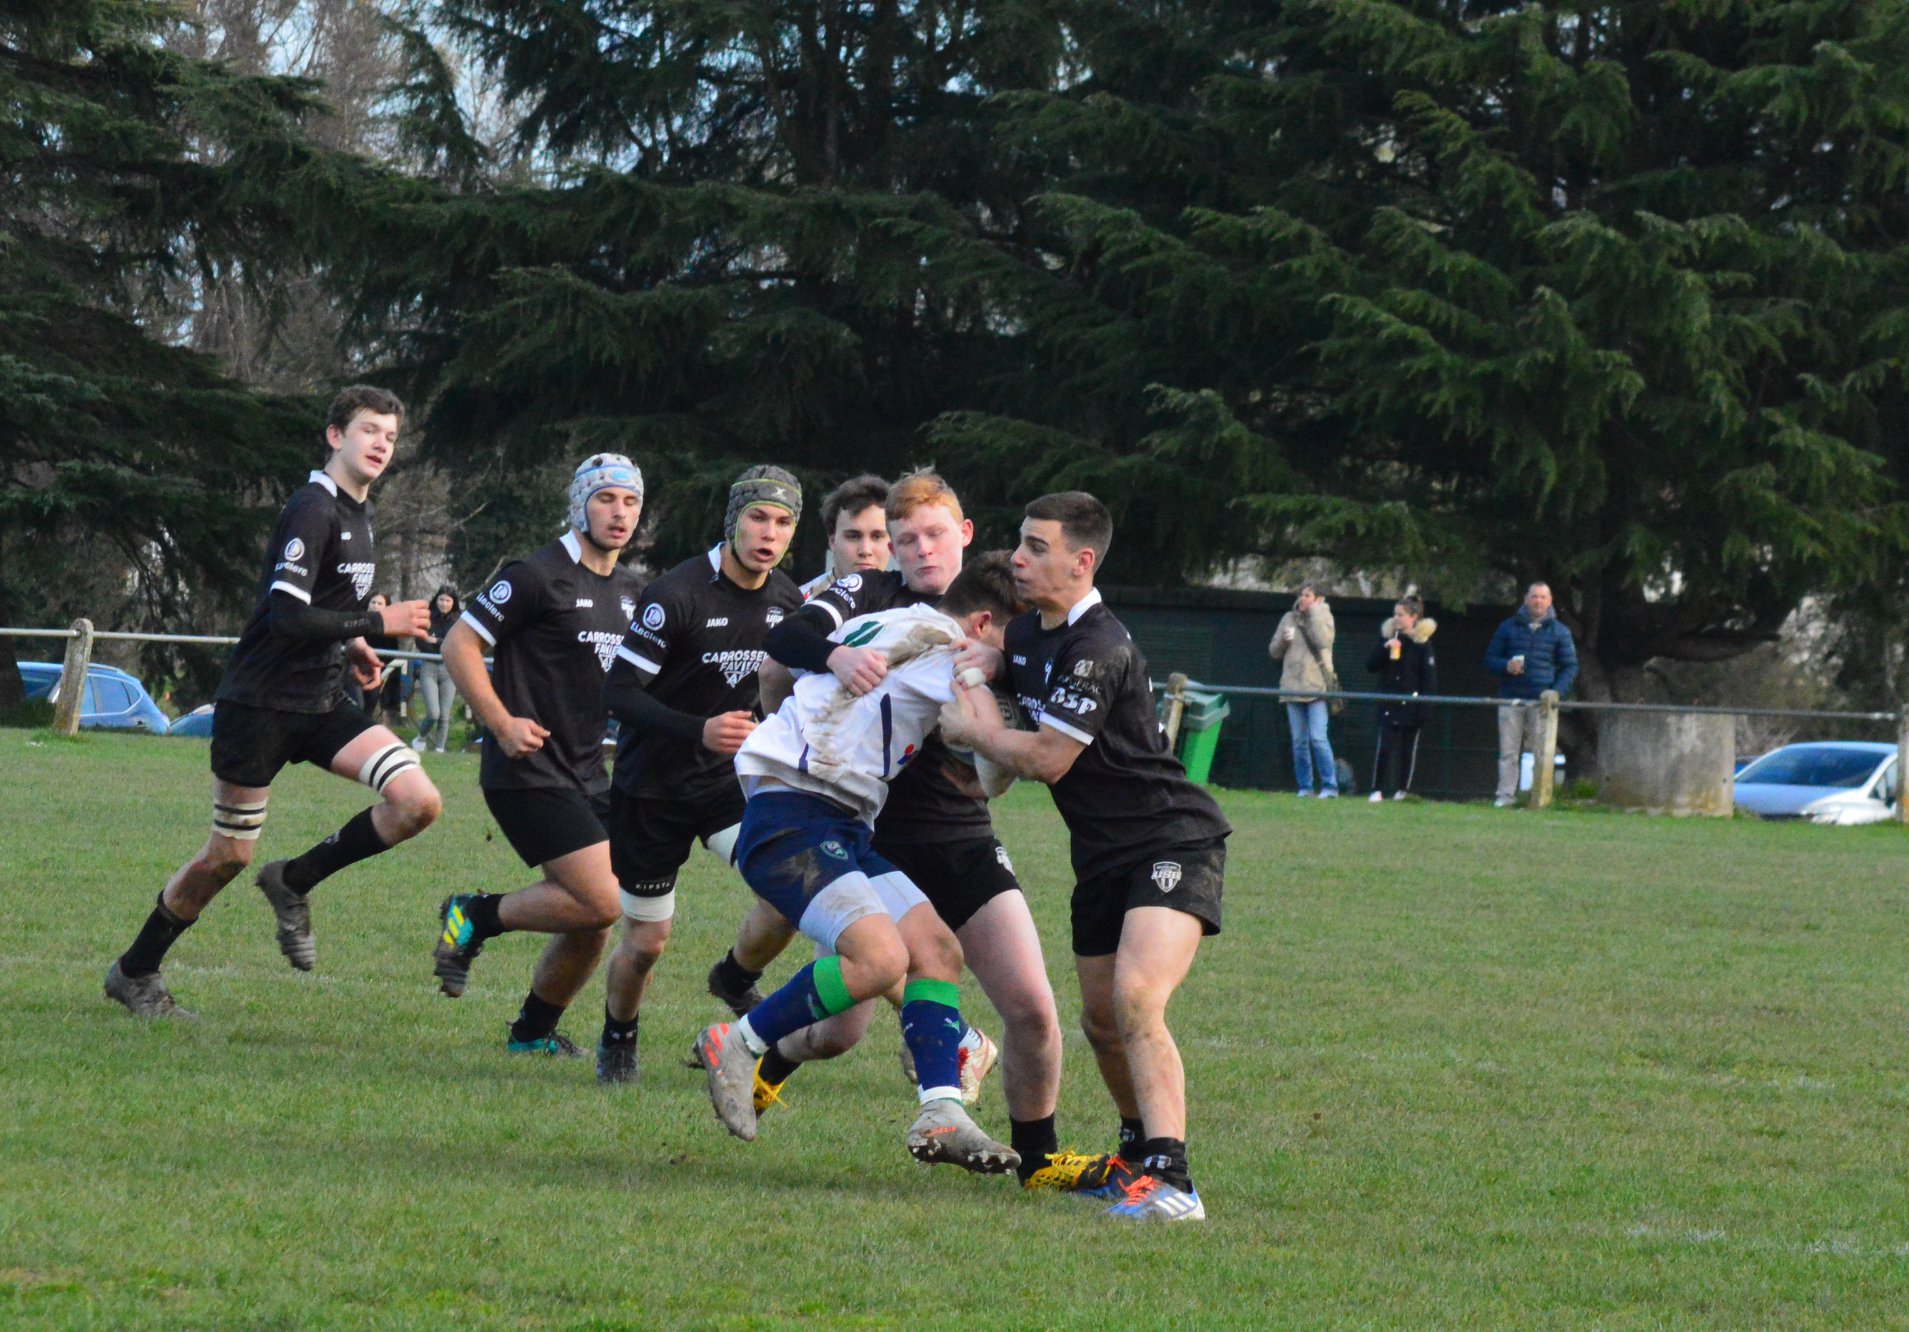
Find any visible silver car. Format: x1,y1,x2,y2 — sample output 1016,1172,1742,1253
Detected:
1733,741,1900,825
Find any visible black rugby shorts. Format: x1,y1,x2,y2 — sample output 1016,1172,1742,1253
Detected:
873,835,1022,934
484,785,611,869
209,698,380,789
1070,838,1225,958
607,782,746,888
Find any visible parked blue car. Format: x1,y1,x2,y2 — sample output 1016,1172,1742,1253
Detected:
17,661,171,733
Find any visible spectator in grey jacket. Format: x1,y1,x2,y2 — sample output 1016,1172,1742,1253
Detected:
413,586,460,754
1484,582,1579,806
1270,584,1338,797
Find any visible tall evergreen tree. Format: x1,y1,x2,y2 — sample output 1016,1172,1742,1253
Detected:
0,0,330,705
980,1,1909,701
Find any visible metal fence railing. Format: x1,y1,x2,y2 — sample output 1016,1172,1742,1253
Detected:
1153,672,1908,823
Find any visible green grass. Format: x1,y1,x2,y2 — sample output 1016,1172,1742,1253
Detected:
4,731,1909,1328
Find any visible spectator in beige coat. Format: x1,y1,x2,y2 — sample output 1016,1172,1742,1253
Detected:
1269,584,1338,797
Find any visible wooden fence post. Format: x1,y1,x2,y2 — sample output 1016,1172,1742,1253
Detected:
1163,672,1189,749
1533,690,1561,809
50,618,94,737
1897,706,1909,826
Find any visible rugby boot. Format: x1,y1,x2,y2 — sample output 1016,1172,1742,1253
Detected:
433,894,486,998
697,1022,759,1141
706,958,764,1018
1021,1150,1131,1194
597,1041,640,1086
905,1099,1020,1175
506,1027,586,1058
255,860,315,972
1103,1174,1206,1222
104,961,197,1021
957,1027,998,1107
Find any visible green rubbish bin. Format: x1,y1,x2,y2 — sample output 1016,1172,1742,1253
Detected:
1172,689,1230,784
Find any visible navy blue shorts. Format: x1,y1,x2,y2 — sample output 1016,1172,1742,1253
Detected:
735,791,927,948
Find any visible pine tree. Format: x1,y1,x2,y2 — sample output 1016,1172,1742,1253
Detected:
981,1,1909,699
0,0,336,704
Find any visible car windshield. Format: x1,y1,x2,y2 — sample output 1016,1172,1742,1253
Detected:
1738,748,1880,789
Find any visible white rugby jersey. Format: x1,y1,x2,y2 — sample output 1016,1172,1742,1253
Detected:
735,603,966,824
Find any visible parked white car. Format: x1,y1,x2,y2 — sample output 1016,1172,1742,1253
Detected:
1733,742,1899,825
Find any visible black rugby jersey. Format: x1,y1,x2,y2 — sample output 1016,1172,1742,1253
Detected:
1004,588,1231,881
217,471,380,714
802,570,993,840
463,529,644,794
611,547,802,798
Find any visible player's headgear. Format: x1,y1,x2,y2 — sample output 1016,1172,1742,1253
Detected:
725,465,803,546
569,453,643,531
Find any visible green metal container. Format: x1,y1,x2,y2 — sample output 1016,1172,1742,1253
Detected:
1173,688,1230,784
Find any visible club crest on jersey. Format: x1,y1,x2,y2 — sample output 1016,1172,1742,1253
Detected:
1073,659,1094,677
620,596,636,621
488,579,512,605
283,537,305,562
995,845,1014,873
820,840,849,860
1150,861,1183,893
643,603,666,631
765,606,785,628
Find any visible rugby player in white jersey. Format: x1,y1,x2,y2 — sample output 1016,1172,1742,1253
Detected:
693,555,1025,1172
106,386,440,1019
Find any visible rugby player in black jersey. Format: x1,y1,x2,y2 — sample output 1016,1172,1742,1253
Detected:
593,467,805,1085
431,456,645,1058
105,386,442,1019
743,472,1095,1185
940,491,1232,1223
796,473,891,601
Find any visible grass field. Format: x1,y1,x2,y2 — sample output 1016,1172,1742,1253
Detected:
4,730,1909,1328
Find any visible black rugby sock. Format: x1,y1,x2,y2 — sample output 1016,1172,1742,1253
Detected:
600,1007,639,1047
510,991,567,1044
1011,1115,1059,1181
1137,1136,1192,1191
460,893,507,940
758,1044,802,1086
1117,1116,1146,1158
282,809,388,894
713,948,764,991
119,893,193,977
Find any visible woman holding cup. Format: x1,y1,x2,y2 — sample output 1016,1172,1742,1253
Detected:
1364,595,1438,802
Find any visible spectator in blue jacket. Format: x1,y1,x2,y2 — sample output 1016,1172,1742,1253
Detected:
1485,582,1578,807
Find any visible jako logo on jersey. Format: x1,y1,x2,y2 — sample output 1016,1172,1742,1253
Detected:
489,580,512,605
1011,654,1027,666
765,606,785,628
339,531,351,541
283,537,305,562
705,617,729,628
1150,862,1183,893
643,604,665,631
574,598,594,608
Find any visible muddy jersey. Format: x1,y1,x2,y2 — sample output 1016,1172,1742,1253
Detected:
612,546,802,798
799,570,993,840
1004,588,1232,881
737,604,969,825
216,471,379,714
463,529,644,794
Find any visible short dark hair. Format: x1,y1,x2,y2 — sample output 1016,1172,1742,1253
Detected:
940,551,1026,622
1397,594,1423,618
822,474,891,535
1024,491,1112,567
327,384,406,436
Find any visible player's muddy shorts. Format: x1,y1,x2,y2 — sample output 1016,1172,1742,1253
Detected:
735,790,928,951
